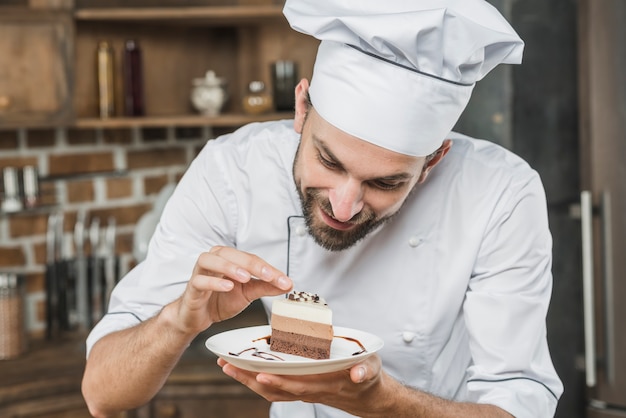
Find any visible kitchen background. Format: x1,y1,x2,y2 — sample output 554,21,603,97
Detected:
1,0,624,417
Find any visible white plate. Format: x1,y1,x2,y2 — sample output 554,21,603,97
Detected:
205,325,384,375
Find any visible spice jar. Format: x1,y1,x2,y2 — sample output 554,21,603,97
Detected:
0,272,26,360
242,81,273,115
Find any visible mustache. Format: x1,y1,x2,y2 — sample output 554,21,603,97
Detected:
307,189,375,225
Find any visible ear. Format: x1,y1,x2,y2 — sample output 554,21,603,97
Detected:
417,139,452,184
293,78,310,134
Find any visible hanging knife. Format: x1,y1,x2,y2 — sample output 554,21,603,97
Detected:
88,217,102,327
45,212,59,339
54,211,69,331
104,216,116,311
74,210,89,332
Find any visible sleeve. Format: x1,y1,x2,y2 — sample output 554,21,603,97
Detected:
85,134,241,356
463,169,564,418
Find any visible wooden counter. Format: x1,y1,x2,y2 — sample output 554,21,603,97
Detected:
0,302,270,418
0,334,91,417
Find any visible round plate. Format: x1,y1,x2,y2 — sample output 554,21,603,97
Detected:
205,325,384,375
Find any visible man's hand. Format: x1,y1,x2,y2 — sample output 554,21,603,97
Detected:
166,245,293,337
217,353,514,418
83,246,292,418
217,354,388,416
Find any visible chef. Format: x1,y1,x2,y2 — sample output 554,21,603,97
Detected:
82,0,563,417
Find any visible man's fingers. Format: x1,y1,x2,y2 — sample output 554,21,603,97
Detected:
204,247,293,291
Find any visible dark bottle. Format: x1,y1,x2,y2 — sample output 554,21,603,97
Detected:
123,39,145,116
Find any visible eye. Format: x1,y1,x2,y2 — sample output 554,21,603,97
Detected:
318,153,339,170
369,179,407,191
369,179,405,191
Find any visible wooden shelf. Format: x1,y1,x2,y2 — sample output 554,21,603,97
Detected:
74,5,285,24
74,112,293,129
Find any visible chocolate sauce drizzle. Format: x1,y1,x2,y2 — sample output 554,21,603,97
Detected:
228,335,367,361
336,335,367,356
228,346,285,361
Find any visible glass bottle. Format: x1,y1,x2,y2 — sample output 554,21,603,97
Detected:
242,81,273,115
96,41,115,118
123,39,145,116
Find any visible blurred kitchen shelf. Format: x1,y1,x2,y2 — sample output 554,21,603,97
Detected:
74,5,285,24
1,1,318,130
41,170,129,181
0,204,58,217
74,112,293,129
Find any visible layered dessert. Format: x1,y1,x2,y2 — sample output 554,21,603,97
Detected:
270,291,333,360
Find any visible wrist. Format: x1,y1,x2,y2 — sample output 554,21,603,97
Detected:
157,301,200,348
359,373,421,418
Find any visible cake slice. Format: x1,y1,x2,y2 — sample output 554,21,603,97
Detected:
270,291,333,360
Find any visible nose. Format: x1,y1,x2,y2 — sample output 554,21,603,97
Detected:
328,178,364,222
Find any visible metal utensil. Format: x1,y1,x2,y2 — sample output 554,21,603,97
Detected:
45,212,59,339
88,217,101,327
54,211,71,331
74,210,89,331
103,217,116,310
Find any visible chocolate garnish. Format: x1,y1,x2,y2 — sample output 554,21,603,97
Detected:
228,346,284,361
253,335,272,344
334,335,367,355
285,290,327,305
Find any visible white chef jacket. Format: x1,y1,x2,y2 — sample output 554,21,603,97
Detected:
87,120,563,418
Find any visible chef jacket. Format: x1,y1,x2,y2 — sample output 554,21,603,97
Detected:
87,120,563,418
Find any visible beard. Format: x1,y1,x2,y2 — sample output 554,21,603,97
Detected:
291,129,406,252
296,186,393,252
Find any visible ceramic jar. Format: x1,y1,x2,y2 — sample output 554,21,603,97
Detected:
191,71,228,116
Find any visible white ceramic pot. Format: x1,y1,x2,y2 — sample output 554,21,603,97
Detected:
191,70,228,116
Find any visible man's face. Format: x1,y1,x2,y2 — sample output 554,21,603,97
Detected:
292,107,426,251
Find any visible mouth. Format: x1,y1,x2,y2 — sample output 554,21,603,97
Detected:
318,207,356,231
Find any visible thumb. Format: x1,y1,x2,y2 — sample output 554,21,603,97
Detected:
349,355,382,384
350,364,368,384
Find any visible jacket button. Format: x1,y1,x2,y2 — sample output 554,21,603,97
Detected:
296,225,307,236
408,236,422,247
402,331,416,343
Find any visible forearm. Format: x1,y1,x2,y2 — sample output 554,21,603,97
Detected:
82,303,196,417
359,373,513,418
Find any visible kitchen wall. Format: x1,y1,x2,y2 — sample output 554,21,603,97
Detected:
0,126,218,336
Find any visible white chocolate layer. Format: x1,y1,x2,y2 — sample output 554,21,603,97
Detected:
271,297,332,324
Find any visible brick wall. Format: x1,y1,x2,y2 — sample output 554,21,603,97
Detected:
0,125,221,337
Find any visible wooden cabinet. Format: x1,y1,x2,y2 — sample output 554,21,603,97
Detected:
0,10,74,128
71,2,318,129
0,334,95,418
0,1,319,130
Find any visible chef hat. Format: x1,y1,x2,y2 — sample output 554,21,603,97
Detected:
283,0,524,156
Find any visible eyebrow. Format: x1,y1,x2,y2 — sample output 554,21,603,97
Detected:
312,135,414,182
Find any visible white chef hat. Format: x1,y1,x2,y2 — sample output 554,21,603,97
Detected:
283,0,524,156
